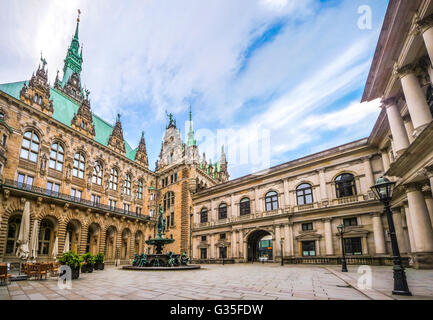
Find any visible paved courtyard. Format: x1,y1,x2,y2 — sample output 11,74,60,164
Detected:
1,264,433,300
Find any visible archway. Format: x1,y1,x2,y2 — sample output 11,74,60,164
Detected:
38,217,57,257
247,229,272,262
86,223,100,255
5,213,22,256
105,226,117,260
66,219,81,254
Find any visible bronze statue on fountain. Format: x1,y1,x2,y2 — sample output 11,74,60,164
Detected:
123,206,200,270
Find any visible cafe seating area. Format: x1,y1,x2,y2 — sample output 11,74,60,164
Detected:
21,262,61,280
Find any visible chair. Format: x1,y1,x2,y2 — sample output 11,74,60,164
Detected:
38,263,48,280
50,262,60,276
27,263,38,280
0,265,12,286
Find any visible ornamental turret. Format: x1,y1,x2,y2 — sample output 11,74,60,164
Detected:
71,89,95,138
20,53,54,115
108,114,126,154
135,131,149,167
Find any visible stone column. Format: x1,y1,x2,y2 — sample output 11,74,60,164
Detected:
283,179,290,207
418,15,433,66
79,224,89,255
231,231,237,258
403,204,416,253
238,231,243,259
403,116,415,144
362,156,375,190
274,226,281,259
288,222,294,256
405,184,433,253
210,234,215,259
399,66,433,133
243,241,248,262
371,212,387,255
254,187,260,213
423,193,433,229
382,98,410,155
318,169,328,202
283,224,290,255
230,194,235,219
392,208,409,254
324,218,334,255
381,149,391,172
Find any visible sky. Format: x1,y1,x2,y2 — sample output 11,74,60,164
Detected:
0,0,389,179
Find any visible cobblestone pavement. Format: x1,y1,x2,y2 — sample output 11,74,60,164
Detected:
0,264,432,300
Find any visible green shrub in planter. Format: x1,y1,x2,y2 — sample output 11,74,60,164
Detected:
58,251,83,280
94,253,105,270
81,253,95,273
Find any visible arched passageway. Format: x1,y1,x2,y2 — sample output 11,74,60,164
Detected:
247,230,272,262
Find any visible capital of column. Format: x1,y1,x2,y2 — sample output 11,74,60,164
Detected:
395,63,417,79
370,212,382,218
402,182,423,193
417,14,433,34
322,218,332,223
381,96,400,108
418,166,433,179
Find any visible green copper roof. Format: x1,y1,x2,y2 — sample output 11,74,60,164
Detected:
0,81,137,162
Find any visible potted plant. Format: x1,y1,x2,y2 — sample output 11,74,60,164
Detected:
81,253,95,273
94,253,105,270
58,251,83,280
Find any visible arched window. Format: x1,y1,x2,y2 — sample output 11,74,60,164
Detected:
123,174,132,195
200,208,208,223
136,179,143,200
73,152,85,179
34,94,38,104
92,161,103,185
296,183,313,205
240,198,250,216
5,216,21,254
218,203,227,220
20,130,40,162
38,220,54,255
335,173,357,198
163,192,175,211
265,191,279,211
49,142,64,171
109,168,118,191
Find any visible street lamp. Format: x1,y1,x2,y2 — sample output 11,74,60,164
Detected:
280,237,285,266
337,224,348,272
371,176,412,296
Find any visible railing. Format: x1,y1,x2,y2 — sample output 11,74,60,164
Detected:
332,194,365,205
0,179,151,221
283,256,410,267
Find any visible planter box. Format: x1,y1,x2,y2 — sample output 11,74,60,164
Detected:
81,263,94,273
94,262,105,270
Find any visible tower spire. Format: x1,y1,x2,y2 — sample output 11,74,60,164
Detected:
75,9,81,39
187,105,196,147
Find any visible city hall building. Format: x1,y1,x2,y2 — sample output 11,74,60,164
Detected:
1,0,433,269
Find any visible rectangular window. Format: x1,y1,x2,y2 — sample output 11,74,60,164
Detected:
201,236,207,242
123,203,130,213
343,218,358,227
166,215,170,230
220,233,226,240
302,223,313,231
170,175,174,184
91,194,101,206
149,209,154,217
46,181,60,194
344,237,362,255
174,172,178,182
302,241,316,257
17,173,34,189
136,207,142,215
109,199,117,209
170,212,174,226
165,177,168,186
200,248,207,259
70,188,82,200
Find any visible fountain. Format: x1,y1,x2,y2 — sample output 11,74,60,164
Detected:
122,206,200,271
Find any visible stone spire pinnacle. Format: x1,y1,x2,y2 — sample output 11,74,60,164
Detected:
186,105,196,147
135,131,149,167
108,114,126,154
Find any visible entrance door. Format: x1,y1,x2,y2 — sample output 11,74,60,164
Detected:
247,230,272,262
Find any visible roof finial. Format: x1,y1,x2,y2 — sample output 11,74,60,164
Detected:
40,51,47,68
77,9,81,22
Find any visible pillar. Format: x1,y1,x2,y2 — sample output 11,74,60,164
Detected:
418,15,433,66
399,67,433,133
254,187,260,213
403,204,416,253
424,194,433,229
283,224,290,256
283,179,290,207
274,226,281,259
230,194,235,219
231,231,237,258
372,212,387,255
382,99,410,154
324,218,334,255
362,156,375,190
318,169,328,202
288,223,294,256
381,149,391,172
406,185,433,251
79,224,89,255
210,233,215,259
403,116,415,143
392,208,409,254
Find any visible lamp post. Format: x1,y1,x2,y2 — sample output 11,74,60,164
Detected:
371,176,411,296
337,224,348,272
280,237,285,266
222,246,225,265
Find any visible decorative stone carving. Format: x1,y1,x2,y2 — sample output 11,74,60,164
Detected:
71,89,96,138
107,114,126,154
